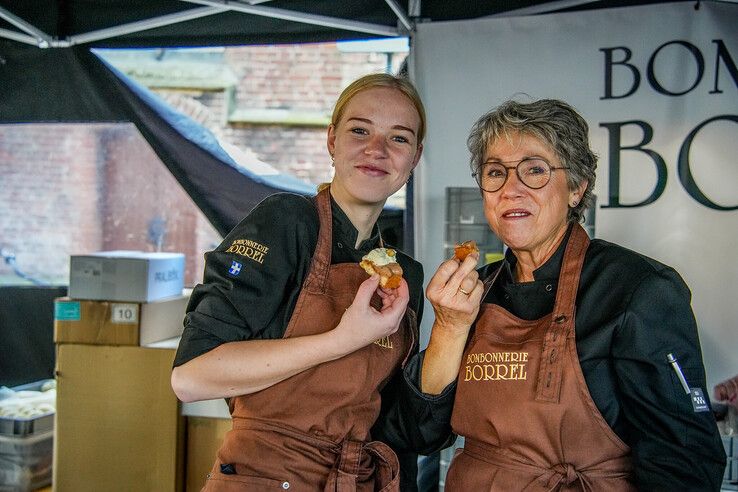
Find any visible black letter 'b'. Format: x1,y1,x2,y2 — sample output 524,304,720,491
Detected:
601,47,640,100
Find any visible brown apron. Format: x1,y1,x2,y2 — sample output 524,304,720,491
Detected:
446,224,635,491
202,187,416,492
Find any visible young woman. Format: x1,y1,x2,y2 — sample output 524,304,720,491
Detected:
171,73,448,491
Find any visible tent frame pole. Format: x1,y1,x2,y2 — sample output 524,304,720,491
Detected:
181,0,400,37
66,6,227,46
0,6,52,47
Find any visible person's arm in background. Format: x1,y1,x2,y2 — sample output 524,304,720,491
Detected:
371,257,456,456
372,353,457,456
613,266,726,490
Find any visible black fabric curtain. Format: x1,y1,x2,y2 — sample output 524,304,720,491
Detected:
0,286,67,386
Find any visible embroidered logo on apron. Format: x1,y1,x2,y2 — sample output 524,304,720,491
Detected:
373,336,393,349
226,239,269,264
463,351,529,381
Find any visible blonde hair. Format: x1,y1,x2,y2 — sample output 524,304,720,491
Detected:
331,73,426,145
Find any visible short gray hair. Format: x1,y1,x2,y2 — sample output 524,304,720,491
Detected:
467,98,597,223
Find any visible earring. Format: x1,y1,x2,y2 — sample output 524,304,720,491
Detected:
406,171,413,184
330,154,335,166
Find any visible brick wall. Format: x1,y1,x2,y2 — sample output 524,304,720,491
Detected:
0,123,218,286
219,44,403,184
99,125,219,284
222,124,332,184
0,124,102,284
148,43,407,186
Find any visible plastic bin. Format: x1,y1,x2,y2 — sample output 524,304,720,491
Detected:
0,380,55,491
0,430,53,491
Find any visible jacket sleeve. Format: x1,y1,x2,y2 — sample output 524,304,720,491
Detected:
612,267,726,491
173,193,316,367
372,351,457,456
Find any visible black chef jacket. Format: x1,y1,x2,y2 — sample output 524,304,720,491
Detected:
449,225,726,490
173,192,449,491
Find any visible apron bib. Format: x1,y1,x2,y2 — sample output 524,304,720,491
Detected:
202,187,416,492
446,224,635,491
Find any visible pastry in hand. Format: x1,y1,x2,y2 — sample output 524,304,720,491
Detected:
360,248,403,289
454,240,479,262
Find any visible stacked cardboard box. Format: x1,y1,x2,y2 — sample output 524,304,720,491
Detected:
53,295,188,346
53,251,188,492
53,342,185,492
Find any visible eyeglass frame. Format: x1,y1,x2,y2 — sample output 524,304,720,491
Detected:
471,157,570,192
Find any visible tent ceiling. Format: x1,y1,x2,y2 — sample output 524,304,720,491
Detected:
0,0,695,49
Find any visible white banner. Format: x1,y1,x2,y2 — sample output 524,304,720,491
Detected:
413,2,737,389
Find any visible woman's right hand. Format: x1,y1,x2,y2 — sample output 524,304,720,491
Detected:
426,253,483,337
331,274,410,354
421,253,483,394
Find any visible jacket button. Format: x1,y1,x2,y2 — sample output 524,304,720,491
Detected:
545,284,553,292
337,242,343,248
282,482,290,489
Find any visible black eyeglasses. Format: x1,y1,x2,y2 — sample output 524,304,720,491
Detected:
472,158,569,192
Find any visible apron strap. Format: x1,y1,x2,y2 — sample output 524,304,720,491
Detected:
535,223,590,403
303,186,334,294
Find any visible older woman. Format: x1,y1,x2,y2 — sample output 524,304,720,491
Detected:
420,99,726,490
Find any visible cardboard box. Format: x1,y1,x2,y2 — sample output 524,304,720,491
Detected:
69,251,185,302
185,417,231,492
53,344,184,492
54,294,188,346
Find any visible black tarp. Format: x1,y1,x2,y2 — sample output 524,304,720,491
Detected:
0,39,407,237
0,286,66,386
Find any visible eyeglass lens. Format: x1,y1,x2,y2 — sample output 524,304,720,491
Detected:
477,158,552,192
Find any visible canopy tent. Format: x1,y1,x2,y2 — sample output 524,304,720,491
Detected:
0,0,685,49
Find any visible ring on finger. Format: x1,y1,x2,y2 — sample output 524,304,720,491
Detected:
458,286,471,296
